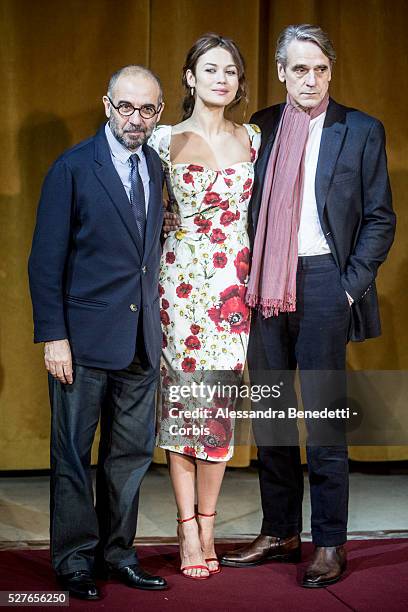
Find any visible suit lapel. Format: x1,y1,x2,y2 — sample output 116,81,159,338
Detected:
142,145,163,264
258,104,285,158
93,126,143,259
315,99,348,217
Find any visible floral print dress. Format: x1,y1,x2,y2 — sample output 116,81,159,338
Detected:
149,124,261,461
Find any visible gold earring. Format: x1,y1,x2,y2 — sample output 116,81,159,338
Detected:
190,87,195,96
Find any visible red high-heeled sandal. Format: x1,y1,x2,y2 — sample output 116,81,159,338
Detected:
197,511,221,575
177,515,210,580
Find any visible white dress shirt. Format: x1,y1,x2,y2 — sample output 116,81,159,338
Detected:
297,112,331,256
105,123,150,213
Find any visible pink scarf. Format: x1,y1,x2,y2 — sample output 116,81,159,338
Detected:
246,93,329,317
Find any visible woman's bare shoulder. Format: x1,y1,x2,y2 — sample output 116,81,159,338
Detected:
171,120,193,135
229,121,252,144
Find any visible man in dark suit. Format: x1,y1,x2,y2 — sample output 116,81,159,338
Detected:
221,25,395,586
29,65,167,599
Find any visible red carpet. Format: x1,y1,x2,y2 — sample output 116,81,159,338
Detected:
0,541,407,611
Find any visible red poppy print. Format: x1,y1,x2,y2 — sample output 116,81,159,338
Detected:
200,419,232,459
190,324,200,335
234,247,250,282
185,335,201,350
162,333,168,348
224,177,233,187
166,251,176,264
169,402,185,417
220,211,235,226
239,191,251,202
160,309,170,326
183,172,194,185
219,200,229,210
219,284,244,302
208,284,250,334
187,164,203,172
208,306,223,332
163,375,172,387
213,252,228,268
203,191,222,206
210,228,226,244
194,216,212,234
243,178,253,191
182,357,196,372
250,147,256,162
183,446,197,457
162,298,169,310
220,296,250,334
234,362,243,372
158,283,165,297
224,168,236,175
176,283,193,298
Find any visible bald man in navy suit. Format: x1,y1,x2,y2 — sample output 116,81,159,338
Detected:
29,65,168,599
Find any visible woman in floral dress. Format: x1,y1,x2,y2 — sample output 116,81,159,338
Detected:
149,33,260,579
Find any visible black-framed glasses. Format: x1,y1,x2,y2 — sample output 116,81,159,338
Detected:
107,96,162,119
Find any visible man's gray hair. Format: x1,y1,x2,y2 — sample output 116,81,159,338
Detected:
275,24,336,68
107,65,163,103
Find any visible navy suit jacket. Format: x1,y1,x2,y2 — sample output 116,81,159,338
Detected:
249,99,396,342
29,125,164,369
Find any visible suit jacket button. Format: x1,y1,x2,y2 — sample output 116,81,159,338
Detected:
142,265,147,274
130,304,138,312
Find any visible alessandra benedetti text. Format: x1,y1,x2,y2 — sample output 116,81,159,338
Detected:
168,407,353,420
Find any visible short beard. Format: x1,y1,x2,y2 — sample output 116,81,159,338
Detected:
109,115,154,151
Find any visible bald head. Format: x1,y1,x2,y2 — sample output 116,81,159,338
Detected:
107,65,163,103
102,65,164,151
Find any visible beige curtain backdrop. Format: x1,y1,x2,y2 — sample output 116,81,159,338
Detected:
0,0,407,470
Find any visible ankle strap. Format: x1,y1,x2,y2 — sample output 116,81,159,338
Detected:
197,510,217,518
177,514,196,523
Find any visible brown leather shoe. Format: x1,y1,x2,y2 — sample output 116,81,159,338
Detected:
220,534,301,567
301,545,347,588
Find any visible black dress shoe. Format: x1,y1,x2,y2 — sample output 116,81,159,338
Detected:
57,570,101,600
301,545,347,588
109,565,167,590
220,534,301,567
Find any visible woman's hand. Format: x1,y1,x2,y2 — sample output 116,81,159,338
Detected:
162,200,181,236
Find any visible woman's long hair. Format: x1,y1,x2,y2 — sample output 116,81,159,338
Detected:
182,33,248,120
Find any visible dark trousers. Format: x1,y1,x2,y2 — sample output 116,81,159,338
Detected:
248,254,350,546
48,335,159,575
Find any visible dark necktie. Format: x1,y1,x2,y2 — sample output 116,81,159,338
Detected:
129,153,146,247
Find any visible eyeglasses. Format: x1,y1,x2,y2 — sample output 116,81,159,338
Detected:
107,96,162,119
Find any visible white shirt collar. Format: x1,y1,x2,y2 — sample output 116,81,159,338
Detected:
309,111,326,128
